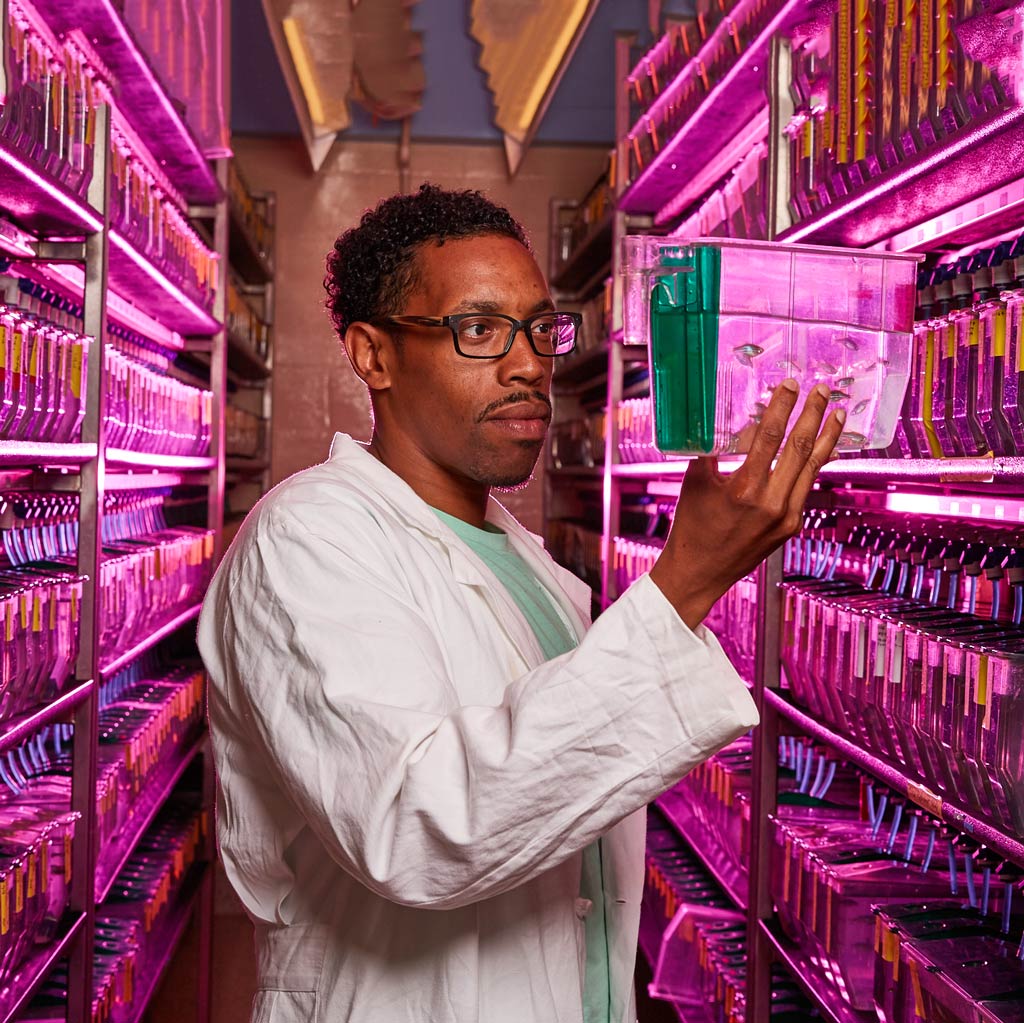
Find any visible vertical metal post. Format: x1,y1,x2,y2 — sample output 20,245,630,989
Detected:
261,192,277,495
766,35,795,240
69,100,111,1023
745,547,784,1022
600,308,624,610
197,735,215,1023
613,32,637,201
208,157,229,562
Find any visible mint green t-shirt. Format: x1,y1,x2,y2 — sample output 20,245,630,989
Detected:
432,508,611,1023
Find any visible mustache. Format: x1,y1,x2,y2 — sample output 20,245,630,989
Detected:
476,391,552,423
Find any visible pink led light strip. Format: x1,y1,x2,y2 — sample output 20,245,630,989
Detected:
780,106,1024,245
24,263,186,351
109,230,218,332
0,147,102,233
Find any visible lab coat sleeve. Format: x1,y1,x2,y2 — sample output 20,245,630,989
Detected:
204,505,758,911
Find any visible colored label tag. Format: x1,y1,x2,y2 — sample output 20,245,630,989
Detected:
11,331,22,389
993,308,1007,358
0,879,9,935
70,342,83,399
27,850,36,899
908,779,943,818
910,957,925,1016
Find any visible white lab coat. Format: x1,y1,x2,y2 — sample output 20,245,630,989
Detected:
197,433,759,1023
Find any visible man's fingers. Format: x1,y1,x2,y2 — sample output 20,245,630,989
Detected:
768,383,832,494
787,408,847,513
737,378,800,480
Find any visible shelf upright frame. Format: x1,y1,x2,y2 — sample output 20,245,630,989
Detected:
598,30,642,611
257,191,276,500
68,99,112,1023
743,548,783,1023
209,158,229,565
766,35,795,240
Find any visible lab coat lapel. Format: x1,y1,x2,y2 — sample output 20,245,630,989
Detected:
442,542,548,669
327,433,576,667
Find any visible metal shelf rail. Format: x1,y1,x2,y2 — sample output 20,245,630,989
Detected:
94,738,206,902
764,689,1024,869
0,914,88,1023
655,788,749,910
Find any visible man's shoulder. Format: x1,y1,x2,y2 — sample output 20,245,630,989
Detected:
232,459,402,558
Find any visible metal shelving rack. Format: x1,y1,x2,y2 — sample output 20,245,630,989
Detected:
545,5,1024,1022
0,0,266,1019
220,164,275,551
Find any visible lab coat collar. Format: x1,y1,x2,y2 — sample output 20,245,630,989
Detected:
327,433,592,653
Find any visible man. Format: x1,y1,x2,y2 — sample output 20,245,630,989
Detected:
198,184,844,1023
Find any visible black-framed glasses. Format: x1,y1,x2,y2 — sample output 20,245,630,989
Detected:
376,311,581,359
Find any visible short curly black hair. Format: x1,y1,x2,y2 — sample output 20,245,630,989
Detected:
324,183,531,338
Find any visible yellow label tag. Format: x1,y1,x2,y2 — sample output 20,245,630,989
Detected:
70,342,83,399
41,842,48,893
19,593,27,631
969,315,980,347
27,850,36,899
910,957,925,1016
27,334,38,379
49,589,56,630
4,601,12,644
65,832,72,883
976,654,989,707
993,308,1007,359
0,880,9,935
0,324,6,373
825,882,833,952
782,836,792,901
71,587,78,622
32,594,41,633
11,331,22,385
14,865,23,914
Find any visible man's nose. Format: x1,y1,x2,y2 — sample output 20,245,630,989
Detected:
500,324,548,386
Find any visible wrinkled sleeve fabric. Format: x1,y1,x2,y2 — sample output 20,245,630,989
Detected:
203,504,758,911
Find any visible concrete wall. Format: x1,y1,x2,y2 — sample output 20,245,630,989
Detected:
233,135,608,532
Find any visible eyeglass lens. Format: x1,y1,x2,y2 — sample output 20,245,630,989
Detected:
456,314,577,357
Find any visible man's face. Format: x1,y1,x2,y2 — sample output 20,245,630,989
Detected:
379,233,555,489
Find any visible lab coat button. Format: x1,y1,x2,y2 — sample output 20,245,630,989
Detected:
574,898,593,919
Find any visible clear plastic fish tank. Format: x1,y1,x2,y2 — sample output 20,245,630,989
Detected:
621,237,920,456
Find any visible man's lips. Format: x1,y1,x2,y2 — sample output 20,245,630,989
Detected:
483,402,551,422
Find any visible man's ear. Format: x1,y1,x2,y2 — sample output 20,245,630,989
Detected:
344,323,395,392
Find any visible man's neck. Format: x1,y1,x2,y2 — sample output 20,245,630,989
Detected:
367,433,490,528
